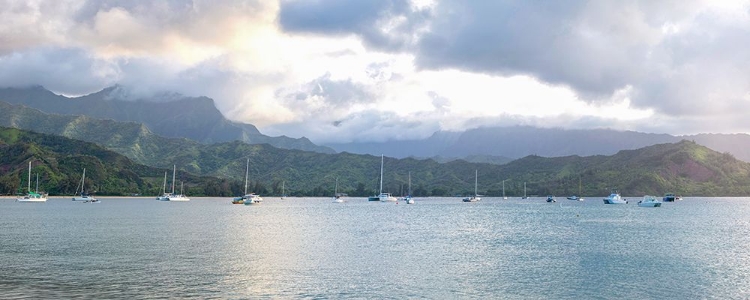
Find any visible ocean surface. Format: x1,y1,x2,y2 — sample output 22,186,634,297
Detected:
2,196,750,299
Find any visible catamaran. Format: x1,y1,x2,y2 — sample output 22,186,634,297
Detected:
163,165,189,201
17,161,47,202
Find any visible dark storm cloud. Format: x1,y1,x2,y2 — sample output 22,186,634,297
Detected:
0,47,119,95
279,0,426,51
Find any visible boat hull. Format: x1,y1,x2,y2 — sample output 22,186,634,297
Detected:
638,202,662,207
17,197,47,202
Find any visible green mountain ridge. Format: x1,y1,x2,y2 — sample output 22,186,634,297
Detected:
0,86,334,154
1,126,749,197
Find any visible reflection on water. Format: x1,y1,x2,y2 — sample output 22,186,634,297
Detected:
1,197,750,298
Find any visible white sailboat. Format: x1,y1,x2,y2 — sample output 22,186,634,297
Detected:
236,158,263,205
233,159,249,204
156,171,170,200
521,182,528,199
281,180,287,200
462,170,481,202
166,165,190,201
567,177,585,201
333,177,344,203
72,168,99,202
17,161,47,202
400,172,415,204
377,155,398,202
502,179,508,200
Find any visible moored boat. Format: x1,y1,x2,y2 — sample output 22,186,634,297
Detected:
603,190,627,204
72,168,98,202
17,161,47,202
638,195,662,207
462,170,481,202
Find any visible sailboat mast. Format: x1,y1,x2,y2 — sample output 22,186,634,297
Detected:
408,172,411,196
244,158,249,195
379,154,384,194
27,161,31,193
82,168,86,194
502,179,505,198
162,172,167,194
474,170,478,196
171,165,176,194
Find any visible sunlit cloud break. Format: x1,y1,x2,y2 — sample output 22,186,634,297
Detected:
1,0,749,143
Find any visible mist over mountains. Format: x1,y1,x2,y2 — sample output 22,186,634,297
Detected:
326,126,750,163
3,85,750,165
0,86,333,154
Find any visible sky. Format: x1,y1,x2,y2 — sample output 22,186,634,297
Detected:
1,0,750,144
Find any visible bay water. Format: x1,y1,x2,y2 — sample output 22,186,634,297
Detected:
1,197,749,299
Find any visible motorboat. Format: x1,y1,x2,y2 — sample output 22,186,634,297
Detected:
603,190,627,204
546,195,556,202
638,195,662,207
663,193,682,202
243,193,263,205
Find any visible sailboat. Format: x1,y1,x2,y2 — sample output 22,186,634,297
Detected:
281,180,287,200
233,159,249,204
72,168,99,202
333,177,344,203
237,158,263,205
376,155,398,202
17,161,47,202
502,179,508,200
399,172,415,204
368,155,383,201
462,170,481,202
521,182,528,199
166,165,190,201
567,177,585,201
156,171,170,200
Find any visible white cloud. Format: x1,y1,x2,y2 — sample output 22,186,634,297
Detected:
1,0,750,144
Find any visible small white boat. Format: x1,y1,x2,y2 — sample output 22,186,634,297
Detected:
379,193,398,202
243,193,263,205
399,172,415,204
333,178,344,203
603,190,627,204
638,195,662,207
463,170,481,202
17,161,47,202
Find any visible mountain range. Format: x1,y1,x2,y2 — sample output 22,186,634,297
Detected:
2,126,749,197
0,86,333,154
325,126,750,163
5,86,750,165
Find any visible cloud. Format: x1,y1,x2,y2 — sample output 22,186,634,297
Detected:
279,0,429,51
2,0,750,145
